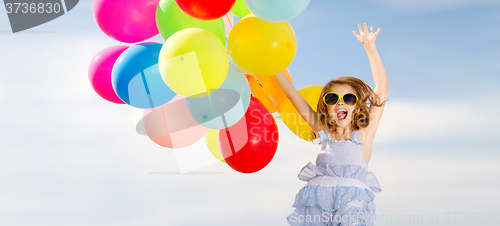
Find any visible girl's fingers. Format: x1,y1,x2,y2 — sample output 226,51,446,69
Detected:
353,30,359,37
358,23,381,36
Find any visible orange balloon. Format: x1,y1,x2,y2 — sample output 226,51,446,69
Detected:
246,69,293,113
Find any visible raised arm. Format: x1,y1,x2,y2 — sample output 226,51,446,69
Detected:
353,23,388,141
275,72,322,132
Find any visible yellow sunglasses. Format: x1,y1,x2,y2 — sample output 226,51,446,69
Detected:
323,92,358,106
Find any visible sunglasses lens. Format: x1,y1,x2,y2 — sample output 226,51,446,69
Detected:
325,93,339,105
343,94,357,105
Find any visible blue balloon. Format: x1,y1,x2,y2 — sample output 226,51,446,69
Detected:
112,42,176,109
245,0,311,22
187,65,251,129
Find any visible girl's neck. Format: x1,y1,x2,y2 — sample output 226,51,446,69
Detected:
328,126,352,140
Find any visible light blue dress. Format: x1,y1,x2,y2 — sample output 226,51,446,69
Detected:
287,129,381,226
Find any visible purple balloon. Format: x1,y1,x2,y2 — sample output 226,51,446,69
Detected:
93,0,160,43
89,45,129,104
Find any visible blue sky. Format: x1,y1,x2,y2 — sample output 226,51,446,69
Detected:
0,0,499,225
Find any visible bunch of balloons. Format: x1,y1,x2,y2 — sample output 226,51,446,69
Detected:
88,0,312,174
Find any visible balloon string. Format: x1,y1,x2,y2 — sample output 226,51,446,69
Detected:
140,70,154,109
252,75,280,112
226,14,233,28
224,14,233,45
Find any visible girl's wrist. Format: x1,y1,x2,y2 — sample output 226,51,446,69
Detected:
363,42,377,51
274,72,285,81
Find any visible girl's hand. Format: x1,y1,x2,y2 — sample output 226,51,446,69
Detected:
352,23,381,45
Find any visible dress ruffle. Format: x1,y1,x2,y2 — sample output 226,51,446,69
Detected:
298,162,382,193
291,129,378,225
292,185,376,216
288,162,381,225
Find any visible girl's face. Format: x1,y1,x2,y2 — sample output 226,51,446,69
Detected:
325,84,358,128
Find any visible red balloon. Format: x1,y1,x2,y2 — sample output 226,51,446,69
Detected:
175,0,236,20
219,96,279,173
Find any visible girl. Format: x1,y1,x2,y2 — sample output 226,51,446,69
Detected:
275,23,388,225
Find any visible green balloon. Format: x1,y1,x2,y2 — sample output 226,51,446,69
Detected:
156,0,226,44
230,0,251,18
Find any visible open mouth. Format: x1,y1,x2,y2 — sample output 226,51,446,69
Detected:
336,109,348,121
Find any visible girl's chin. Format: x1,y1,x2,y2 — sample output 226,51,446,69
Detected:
335,119,350,127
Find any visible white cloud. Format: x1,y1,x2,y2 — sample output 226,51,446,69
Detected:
374,97,500,143
370,152,500,221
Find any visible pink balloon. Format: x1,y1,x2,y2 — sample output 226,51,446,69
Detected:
142,95,209,148
88,45,129,104
93,0,160,43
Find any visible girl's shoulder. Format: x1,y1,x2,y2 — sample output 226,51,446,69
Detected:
312,129,330,144
311,125,331,142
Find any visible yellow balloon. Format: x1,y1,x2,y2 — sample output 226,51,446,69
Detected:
278,85,323,142
205,129,226,163
159,28,229,97
228,14,297,76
